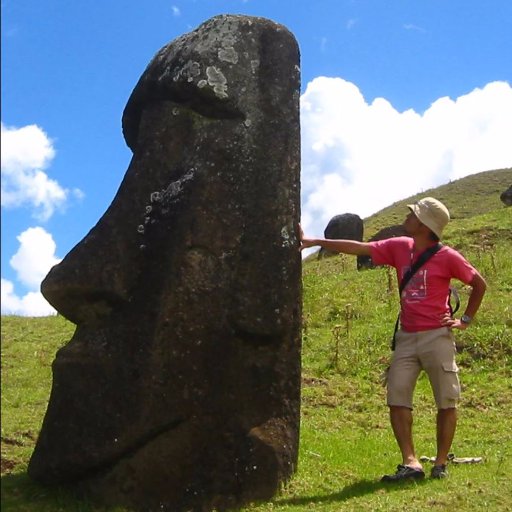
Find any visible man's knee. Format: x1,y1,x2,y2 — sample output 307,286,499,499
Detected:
437,406,457,413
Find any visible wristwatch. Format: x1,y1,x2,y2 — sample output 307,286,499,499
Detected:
460,314,472,325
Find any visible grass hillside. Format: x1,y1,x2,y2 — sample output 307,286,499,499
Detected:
2,168,512,511
363,167,511,239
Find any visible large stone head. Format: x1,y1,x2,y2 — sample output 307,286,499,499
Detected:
29,14,302,511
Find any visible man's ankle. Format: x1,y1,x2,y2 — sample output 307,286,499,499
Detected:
404,457,422,469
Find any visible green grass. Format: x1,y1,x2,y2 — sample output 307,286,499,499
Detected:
2,169,512,511
250,373,512,511
1,316,75,473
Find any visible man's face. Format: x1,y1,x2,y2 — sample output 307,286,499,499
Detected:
403,210,423,235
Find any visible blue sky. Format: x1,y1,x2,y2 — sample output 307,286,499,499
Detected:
2,0,512,315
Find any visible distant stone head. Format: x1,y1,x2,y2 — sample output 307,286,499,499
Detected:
500,185,512,206
318,213,363,260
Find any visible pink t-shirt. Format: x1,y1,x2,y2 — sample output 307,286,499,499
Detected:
369,237,477,332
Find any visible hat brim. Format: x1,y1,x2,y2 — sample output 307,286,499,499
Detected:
406,204,443,238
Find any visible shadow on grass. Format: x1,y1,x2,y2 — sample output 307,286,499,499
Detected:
274,477,429,507
1,472,89,512
3,471,430,511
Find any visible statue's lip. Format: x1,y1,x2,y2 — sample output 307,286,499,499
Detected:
29,415,189,485
41,278,129,325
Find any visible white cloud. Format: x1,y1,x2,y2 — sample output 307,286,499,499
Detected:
1,227,60,316
10,227,61,288
300,79,512,238
1,278,57,316
404,23,427,33
1,123,54,170
1,123,82,221
171,5,181,16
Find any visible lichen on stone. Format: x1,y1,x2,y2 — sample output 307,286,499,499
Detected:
150,191,162,203
172,60,201,83
206,66,228,99
218,47,238,64
280,226,293,247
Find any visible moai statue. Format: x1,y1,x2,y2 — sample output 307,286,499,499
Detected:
29,14,302,512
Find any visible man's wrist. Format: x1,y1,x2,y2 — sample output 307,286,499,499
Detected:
460,314,472,325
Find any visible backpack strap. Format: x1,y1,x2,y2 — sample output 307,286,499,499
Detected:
391,243,442,350
449,286,460,315
399,243,443,296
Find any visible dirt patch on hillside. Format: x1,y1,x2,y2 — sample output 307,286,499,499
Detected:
1,455,17,474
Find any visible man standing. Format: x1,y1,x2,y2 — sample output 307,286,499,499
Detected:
300,197,486,481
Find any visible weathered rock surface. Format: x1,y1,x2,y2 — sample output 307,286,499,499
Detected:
28,15,301,512
500,185,512,206
357,224,408,269
318,213,363,260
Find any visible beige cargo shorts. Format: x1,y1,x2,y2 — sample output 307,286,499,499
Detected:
387,327,460,410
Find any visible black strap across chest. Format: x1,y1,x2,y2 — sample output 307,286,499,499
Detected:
399,243,443,296
391,243,443,350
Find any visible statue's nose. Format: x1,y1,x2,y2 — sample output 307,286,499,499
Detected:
41,216,137,325
40,101,201,326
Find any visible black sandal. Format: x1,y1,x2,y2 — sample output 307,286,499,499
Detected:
431,464,448,479
381,464,425,482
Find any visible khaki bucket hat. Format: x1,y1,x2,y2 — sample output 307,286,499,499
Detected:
407,197,450,239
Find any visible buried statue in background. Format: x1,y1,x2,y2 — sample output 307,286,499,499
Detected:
317,213,363,261
28,14,302,512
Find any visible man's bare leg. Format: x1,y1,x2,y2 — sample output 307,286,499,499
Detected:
435,407,457,465
389,405,423,469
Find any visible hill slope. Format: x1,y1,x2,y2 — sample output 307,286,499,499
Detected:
1,167,512,512
362,167,511,239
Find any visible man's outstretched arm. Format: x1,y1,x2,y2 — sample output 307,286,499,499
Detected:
299,225,372,256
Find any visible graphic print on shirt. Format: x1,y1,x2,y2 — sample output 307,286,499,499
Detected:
401,266,427,301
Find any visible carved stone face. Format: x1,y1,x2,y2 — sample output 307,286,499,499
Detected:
29,15,302,511
501,185,512,206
